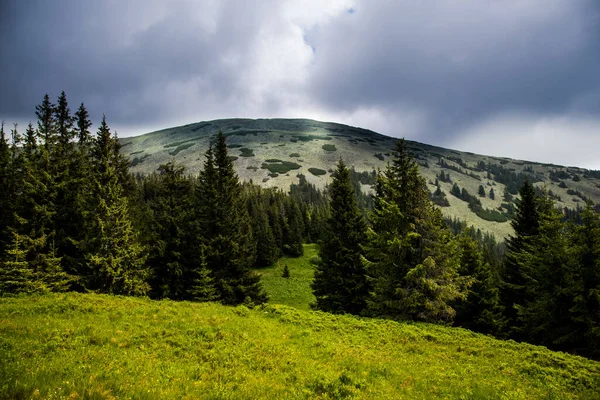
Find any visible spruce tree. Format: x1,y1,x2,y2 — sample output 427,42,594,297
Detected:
247,187,279,267
35,94,56,150
363,140,469,323
454,230,505,335
145,161,215,300
14,108,70,292
478,185,486,197
517,193,577,349
501,180,540,338
567,202,600,358
0,232,39,295
85,116,149,296
196,132,266,305
0,122,12,255
52,92,84,280
283,198,304,257
312,159,369,315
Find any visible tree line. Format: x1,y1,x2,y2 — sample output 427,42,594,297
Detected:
1,93,598,360
0,93,321,306
312,141,600,360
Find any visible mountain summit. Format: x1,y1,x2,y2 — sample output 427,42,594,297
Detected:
121,118,600,239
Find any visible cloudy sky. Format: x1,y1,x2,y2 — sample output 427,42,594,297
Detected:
1,0,599,168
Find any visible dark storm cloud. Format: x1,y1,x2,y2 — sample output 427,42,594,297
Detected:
1,0,599,167
0,0,280,126
306,0,600,142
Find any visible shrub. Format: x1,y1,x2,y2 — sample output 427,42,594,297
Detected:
169,142,195,156
239,148,255,157
308,168,327,176
261,161,302,174
322,144,337,152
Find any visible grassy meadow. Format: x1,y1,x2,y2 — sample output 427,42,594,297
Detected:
1,290,599,399
254,243,319,310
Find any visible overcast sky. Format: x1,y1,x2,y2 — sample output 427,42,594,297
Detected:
1,0,599,168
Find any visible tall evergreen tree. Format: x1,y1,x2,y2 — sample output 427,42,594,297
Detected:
0,232,40,294
247,187,279,267
517,193,578,349
14,110,70,292
312,159,369,315
454,230,505,335
145,161,215,300
35,94,56,150
0,122,12,255
283,198,304,256
363,140,469,323
196,132,265,305
85,116,149,296
568,202,600,358
52,92,84,280
501,181,540,338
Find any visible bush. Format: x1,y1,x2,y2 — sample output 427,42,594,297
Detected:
261,161,302,174
239,148,255,157
322,144,337,152
308,168,327,176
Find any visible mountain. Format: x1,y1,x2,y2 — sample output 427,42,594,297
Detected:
120,118,600,239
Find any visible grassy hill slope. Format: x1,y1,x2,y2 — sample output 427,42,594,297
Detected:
1,293,599,399
121,118,600,240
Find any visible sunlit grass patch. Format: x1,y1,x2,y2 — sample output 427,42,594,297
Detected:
1,291,599,399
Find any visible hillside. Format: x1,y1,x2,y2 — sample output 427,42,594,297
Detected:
1,292,599,399
120,118,600,239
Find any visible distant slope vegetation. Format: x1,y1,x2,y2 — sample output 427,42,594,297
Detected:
120,118,600,239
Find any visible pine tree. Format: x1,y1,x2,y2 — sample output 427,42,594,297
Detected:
568,202,600,358
478,185,486,197
501,180,540,338
247,187,279,267
282,264,290,278
74,102,92,146
312,159,369,315
0,122,12,256
364,140,469,323
85,116,149,296
517,193,577,349
454,230,505,335
35,94,56,150
0,232,39,295
52,91,84,280
489,187,495,200
145,161,214,300
196,132,266,305
283,198,304,257
13,108,70,292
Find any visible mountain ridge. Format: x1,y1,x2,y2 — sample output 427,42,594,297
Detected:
120,118,600,239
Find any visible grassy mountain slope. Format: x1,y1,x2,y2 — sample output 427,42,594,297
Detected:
121,118,600,239
1,292,599,399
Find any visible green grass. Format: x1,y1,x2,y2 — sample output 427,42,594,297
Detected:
322,144,337,152
1,291,599,399
255,244,318,310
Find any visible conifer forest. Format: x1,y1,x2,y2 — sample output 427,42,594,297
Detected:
1,93,599,365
